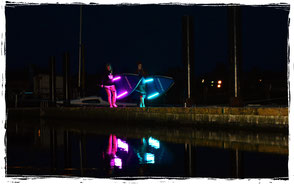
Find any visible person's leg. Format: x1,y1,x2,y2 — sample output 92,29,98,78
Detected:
142,94,146,107
111,85,117,107
105,86,113,108
107,134,113,155
140,95,143,107
112,134,117,155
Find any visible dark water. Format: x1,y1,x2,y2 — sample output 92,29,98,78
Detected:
7,118,288,178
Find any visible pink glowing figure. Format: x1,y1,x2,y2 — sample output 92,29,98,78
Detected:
117,139,129,153
112,76,121,81
117,91,128,99
107,134,117,155
106,134,128,169
114,157,122,169
110,156,122,169
110,158,115,168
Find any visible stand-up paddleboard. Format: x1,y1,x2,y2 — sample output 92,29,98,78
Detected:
101,74,174,100
112,73,142,100
133,75,174,100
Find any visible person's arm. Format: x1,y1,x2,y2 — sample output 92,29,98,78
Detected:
100,72,106,88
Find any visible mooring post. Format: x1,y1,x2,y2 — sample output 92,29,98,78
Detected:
81,44,85,98
50,128,57,174
185,142,193,176
64,130,71,173
78,5,83,98
182,15,194,107
63,52,70,106
231,148,242,178
228,6,243,106
49,56,56,106
79,134,84,176
235,149,239,178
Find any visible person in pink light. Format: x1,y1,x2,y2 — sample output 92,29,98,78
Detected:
102,134,117,174
100,63,117,108
107,134,118,156
102,134,124,174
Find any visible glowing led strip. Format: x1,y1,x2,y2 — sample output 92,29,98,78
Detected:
112,76,121,81
117,139,128,152
147,92,159,99
143,78,154,83
148,137,160,149
117,91,128,99
145,153,155,164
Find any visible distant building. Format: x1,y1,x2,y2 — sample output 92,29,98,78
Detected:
33,74,63,99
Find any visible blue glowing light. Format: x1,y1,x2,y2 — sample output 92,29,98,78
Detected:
142,137,147,145
145,153,155,164
137,153,143,162
147,92,159,99
24,92,33,95
148,137,160,149
143,78,154,83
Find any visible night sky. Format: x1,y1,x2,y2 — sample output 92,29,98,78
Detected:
5,4,289,76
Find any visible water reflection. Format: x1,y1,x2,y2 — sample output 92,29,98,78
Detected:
101,135,164,173
7,118,288,178
104,134,125,170
134,137,160,165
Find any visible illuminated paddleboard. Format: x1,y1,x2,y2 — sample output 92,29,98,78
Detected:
101,74,174,100
112,73,142,100
143,75,174,100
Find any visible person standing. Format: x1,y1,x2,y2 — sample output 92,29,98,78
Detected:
136,62,147,108
100,63,117,108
